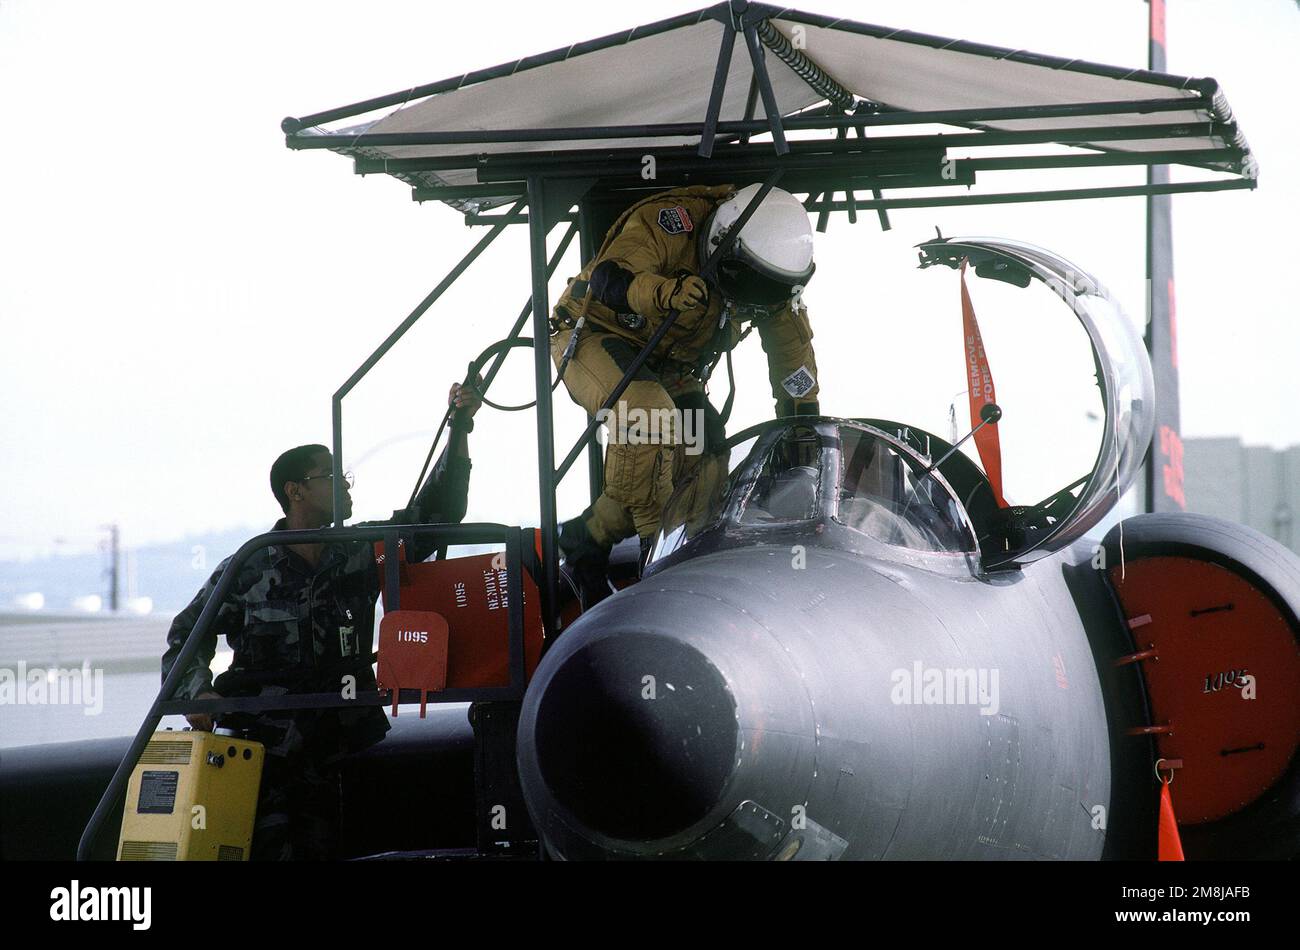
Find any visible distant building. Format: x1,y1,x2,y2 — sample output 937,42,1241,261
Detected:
1183,437,1299,554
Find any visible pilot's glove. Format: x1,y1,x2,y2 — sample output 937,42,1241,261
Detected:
669,275,710,312
631,272,710,316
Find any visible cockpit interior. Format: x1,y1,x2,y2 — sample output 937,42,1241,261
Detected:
651,420,980,571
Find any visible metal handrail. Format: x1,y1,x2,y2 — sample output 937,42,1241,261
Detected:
330,204,524,529
77,521,530,861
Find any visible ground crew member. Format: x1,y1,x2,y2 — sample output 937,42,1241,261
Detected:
551,183,820,604
160,380,480,860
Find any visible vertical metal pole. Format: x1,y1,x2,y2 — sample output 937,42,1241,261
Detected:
816,137,835,233
742,21,789,155
332,397,344,528
739,75,759,145
383,529,401,612
575,215,605,508
698,24,738,158
108,523,121,612
851,118,890,231
528,176,559,635
505,527,526,692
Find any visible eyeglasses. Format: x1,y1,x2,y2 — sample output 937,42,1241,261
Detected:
300,471,354,489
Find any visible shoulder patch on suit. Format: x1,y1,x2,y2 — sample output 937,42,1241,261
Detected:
657,206,694,235
781,366,816,398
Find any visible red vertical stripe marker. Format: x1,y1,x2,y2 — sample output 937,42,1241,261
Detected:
1158,781,1185,861
960,260,1008,507
1144,0,1183,515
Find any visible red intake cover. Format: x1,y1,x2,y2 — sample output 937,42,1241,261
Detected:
1111,556,1300,823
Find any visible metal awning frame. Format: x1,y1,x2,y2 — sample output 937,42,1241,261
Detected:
282,0,1256,212
283,0,1258,636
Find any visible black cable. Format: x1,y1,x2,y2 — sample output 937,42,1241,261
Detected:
404,332,579,508
405,409,454,513
481,374,564,412
470,337,545,412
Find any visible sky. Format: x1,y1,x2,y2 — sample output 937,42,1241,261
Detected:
1,0,1297,563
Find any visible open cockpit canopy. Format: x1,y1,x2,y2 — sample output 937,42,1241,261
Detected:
913,236,1154,567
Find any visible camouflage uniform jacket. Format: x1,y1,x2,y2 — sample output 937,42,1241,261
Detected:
161,446,471,761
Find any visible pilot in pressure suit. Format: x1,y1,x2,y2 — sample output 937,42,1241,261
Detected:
550,183,821,605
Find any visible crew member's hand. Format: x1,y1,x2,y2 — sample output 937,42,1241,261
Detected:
186,690,221,732
668,275,710,313
449,375,483,418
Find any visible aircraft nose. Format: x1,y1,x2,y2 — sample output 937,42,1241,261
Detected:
529,631,738,843
519,587,819,858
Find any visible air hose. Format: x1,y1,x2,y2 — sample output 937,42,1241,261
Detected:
404,323,585,510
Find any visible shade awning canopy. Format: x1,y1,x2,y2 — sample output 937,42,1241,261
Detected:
284,2,1256,214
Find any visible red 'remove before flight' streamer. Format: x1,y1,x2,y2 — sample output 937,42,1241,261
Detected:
960,260,1007,508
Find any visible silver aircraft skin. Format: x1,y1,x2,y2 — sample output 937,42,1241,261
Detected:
514,237,1299,860
518,416,1125,860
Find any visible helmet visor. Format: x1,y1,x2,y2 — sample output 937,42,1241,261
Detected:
716,258,797,306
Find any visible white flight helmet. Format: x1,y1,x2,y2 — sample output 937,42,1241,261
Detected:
702,183,815,307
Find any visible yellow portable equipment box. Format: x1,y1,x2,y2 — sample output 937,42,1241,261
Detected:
117,731,264,861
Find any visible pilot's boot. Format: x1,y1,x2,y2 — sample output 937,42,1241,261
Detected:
559,509,615,610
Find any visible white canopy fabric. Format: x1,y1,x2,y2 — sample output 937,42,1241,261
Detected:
775,17,1221,151
291,4,1254,210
